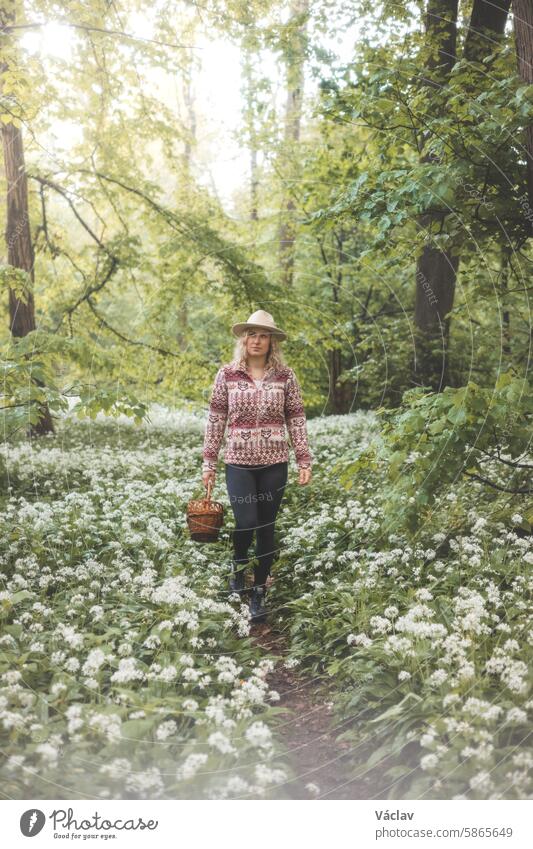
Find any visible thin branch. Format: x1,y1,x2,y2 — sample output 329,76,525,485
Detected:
463,470,532,494
31,174,113,255
86,297,180,359
474,444,533,470
1,21,200,51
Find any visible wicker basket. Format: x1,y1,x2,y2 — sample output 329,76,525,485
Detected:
186,479,224,543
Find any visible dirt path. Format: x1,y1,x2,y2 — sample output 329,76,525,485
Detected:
250,621,372,800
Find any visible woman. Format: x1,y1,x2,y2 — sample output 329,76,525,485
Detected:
201,310,313,623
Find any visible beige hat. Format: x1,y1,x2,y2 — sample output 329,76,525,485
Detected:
231,309,287,341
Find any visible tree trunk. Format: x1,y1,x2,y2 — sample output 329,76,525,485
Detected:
181,46,197,179
500,247,512,356
512,0,533,234
464,0,510,61
242,52,259,222
413,0,510,391
0,12,54,435
278,0,309,288
412,0,459,391
329,348,352,414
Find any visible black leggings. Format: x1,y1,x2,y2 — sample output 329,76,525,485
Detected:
225,461,288,587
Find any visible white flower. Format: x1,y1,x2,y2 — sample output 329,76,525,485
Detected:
156,720,177,741
245,721,273,750
369,615,391,634
225,776,250,796
158,666,177,683
254,764,287,787
462,698,502,722
428,669,448,686
100,758,131,779
305,782,320,796
420,753,439,771
506,707,527,724
82,648,106,676
36,742,60,764
88,712,122,743
110,657,145,684
125,767,164,796
469,771,493,791
208,731,235,754
347,632,372,647
176,752,208,780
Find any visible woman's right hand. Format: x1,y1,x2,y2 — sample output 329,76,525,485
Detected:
202,470,216,490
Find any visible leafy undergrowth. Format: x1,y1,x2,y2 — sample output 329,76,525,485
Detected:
0,402,531,800
269,395,533,800
0,411,288,800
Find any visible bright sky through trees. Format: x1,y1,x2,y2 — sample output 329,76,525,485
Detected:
20,12,370,208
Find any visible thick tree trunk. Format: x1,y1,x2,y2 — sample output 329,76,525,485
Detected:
413,0,459,392
512,0,533,234
278,0,309,288
1,97,55,434
329,348,352,414
413,0,509,391
464,0,510,61
1,1,54,435
3,123,36,336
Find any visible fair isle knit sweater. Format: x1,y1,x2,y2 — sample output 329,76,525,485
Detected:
202,361,313,473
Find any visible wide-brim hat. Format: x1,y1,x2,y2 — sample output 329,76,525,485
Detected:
231,310,287,341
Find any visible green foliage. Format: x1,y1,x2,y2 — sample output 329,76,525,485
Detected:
339,371,533,533
269,409,533,800
0,265,33,305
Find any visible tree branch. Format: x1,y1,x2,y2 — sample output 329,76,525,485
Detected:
463,470,532,494
86,297,180,358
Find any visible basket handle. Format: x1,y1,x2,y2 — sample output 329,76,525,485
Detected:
204,477,213,503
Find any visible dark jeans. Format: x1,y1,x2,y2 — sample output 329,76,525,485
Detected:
225,461,288,587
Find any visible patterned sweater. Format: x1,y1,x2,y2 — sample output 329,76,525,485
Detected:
202,362,313,472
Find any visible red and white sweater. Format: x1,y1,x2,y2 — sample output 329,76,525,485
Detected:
202,362,313,472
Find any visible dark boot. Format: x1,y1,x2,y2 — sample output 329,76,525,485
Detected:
249,585,267,623
228,562,245,595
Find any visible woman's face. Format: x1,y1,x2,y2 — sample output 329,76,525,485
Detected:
245,330,271,359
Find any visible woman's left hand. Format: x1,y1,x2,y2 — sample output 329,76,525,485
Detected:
298,468,312,486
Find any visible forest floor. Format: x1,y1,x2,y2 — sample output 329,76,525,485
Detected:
250,620,377,800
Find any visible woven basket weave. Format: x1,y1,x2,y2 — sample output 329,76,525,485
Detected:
186,479,224,543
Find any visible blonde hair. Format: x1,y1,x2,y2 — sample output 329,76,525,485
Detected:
230,329,287,373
